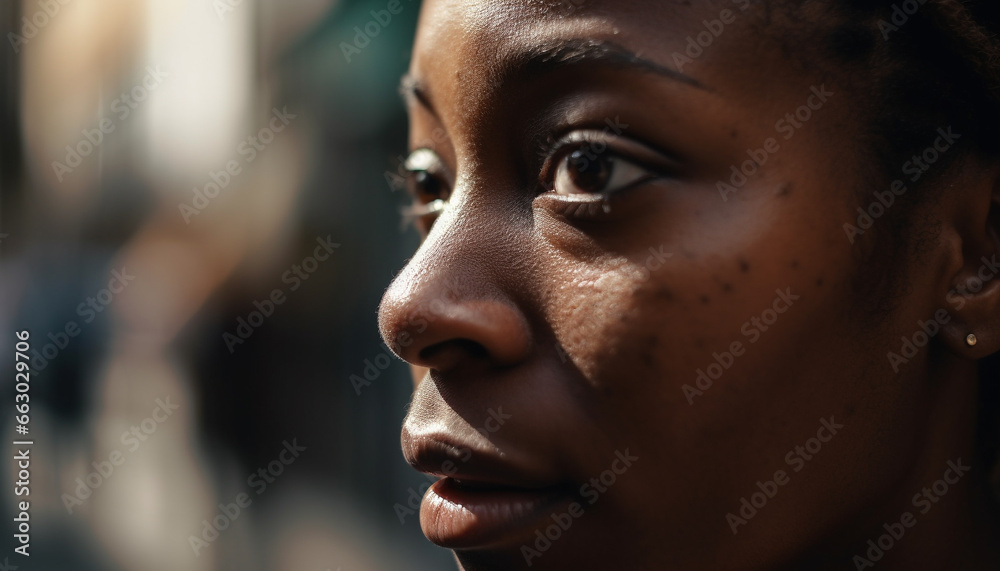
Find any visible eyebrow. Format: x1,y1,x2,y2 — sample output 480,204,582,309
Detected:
511,38,707,89
399,38,707,114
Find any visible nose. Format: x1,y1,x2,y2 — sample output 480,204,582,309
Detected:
378,238,532,373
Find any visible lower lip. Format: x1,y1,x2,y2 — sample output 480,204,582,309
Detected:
420,478,571,549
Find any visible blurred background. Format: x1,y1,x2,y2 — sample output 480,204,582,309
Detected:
0,0,447,569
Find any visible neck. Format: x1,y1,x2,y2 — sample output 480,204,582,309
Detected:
788,357,1000,570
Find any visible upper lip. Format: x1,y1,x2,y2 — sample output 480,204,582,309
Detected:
402,430,563,491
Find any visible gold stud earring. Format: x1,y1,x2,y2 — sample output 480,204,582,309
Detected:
966,333,978,347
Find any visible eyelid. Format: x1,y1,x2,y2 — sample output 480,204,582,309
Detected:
405,198,447,217
538,130,677,189
404,147,454,188
405,148,438,171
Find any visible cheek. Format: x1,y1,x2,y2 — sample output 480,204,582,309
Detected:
540,240,865,447
540,252,658,384
543,252,797,405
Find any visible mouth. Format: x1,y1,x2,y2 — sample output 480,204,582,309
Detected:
403,434,573,549
421,477,574,549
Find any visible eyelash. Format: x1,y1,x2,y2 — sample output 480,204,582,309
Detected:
401,134,667,231
535,132,560,170
399,149,451,234
400,198,446,234
535,132,668,213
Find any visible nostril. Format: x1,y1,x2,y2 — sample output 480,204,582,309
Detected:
380,290,532,370
379,278,532,370
419,339,490,371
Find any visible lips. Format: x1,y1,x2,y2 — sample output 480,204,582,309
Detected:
402,433,573,549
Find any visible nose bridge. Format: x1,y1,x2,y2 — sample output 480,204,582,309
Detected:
377,208,532,370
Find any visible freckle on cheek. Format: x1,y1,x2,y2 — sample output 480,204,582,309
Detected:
700,295,710,305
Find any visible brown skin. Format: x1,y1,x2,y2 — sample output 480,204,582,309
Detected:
377,0,1000,569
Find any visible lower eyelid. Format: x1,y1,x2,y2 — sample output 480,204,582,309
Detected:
533,171,672,223
532,190,617,219
534,199,605,221
406,199,447,217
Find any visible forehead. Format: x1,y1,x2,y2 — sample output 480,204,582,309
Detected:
411,0,735,89
405,0,838,136
414,0,739,43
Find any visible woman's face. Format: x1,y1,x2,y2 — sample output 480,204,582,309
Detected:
378,1,983,569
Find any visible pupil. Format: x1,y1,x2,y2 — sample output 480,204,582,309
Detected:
414,171,441,199
568,149,612,192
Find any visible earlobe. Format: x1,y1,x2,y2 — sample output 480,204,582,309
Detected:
940,172,1000,359
943,164,1000,359
941,264,1000,358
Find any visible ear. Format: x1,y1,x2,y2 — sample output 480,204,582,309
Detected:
938,159,1000,359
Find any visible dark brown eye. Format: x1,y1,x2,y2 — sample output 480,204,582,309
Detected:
410,170,445,201
564,149,613,193
404,148,450,203
551,147,652,197
402,148,451,234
